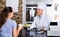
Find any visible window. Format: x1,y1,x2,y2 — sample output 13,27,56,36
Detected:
26,4,37,23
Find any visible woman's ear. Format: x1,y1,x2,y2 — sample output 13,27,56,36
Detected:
8,12,13,17
8,12,12,16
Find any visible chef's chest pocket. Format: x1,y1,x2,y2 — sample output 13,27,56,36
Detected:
35,21,41,27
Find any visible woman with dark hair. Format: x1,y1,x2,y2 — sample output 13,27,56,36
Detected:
0,7,22,37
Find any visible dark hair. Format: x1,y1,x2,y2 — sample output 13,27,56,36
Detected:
0,7,13,28
35,9,37,17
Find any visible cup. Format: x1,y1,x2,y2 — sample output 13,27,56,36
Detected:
18,24,24,27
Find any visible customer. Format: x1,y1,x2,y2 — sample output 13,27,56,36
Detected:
0,7,22,37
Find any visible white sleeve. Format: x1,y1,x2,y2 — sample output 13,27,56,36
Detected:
45,15,51,30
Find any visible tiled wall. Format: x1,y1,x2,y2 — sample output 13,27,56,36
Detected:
13,0,22,24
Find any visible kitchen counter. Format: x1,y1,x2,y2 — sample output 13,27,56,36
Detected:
47,26,60,36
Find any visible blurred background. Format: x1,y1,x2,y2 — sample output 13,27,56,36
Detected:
0,0,60,37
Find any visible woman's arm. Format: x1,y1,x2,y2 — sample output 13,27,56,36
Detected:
17,26,23,35
13,26,23,37
12,20,23,37
12,28,17,37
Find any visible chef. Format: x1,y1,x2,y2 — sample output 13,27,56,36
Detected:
30,2,51,37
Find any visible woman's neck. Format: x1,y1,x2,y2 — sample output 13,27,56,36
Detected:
6,17,11,19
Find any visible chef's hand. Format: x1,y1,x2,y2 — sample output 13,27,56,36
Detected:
40,27,45,31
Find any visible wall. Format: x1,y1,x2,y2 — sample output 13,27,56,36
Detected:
26,0,43,4
6,0,18,12
12,0,22,24
0,0,6,14
26,0,53,4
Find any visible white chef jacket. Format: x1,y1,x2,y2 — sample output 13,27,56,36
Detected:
30,14,51,31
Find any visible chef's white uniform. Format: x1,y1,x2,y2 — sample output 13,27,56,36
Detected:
30,15,51,37
30,2,51,37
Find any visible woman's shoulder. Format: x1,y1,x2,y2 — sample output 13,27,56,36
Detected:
7,19,16,24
